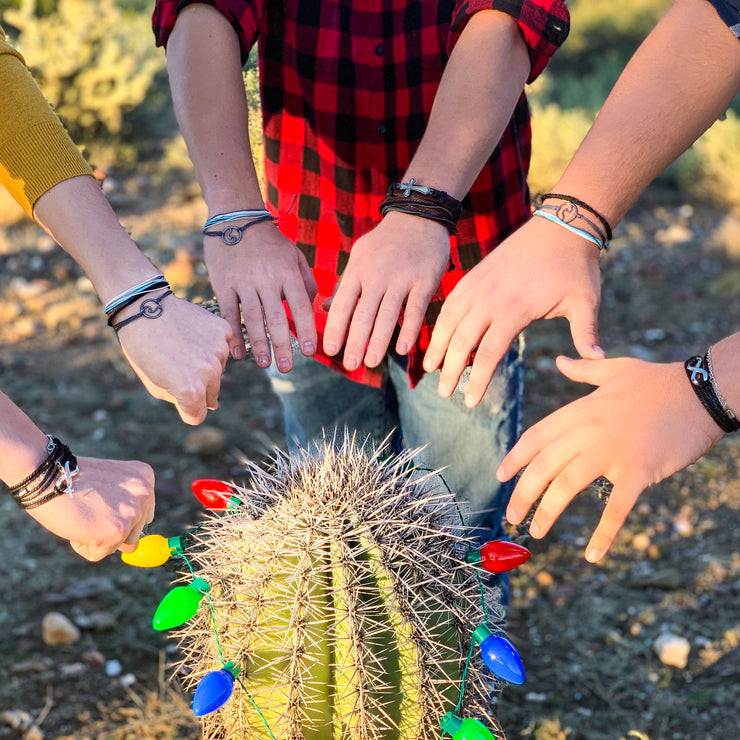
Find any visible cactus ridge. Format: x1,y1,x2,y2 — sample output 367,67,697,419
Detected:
172,432,506,739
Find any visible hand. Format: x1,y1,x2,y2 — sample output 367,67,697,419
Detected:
498,356,724,562
117,296,231,425
205,220,317,371
423,217,605,407
27,456,155,562
322,212,450,370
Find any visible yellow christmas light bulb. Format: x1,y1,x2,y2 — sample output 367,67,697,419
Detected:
121,534,182,567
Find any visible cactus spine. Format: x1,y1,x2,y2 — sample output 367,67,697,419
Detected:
173,434,506,739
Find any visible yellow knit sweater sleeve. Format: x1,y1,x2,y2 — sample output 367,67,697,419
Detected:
0,26,92,217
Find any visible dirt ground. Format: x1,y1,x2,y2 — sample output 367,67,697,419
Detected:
0,178,738,740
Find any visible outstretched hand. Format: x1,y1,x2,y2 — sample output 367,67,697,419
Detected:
322,212,450,369
498,356,724,562
27,456,155,562
423,217,605,406
118,296,232,425
205,221,317,371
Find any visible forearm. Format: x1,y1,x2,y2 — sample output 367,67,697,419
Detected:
0,391,51,487
33,176,160,304
553,0,740,228
402,9,530,198
165,4,265,215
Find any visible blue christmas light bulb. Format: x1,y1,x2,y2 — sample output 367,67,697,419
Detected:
472,625,525,684
192,662,240,716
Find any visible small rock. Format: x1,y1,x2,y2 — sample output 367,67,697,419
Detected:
184,426,227,456
82,649,106,669
120,673,137,688
632,532,651,552
525,692,547,702
643,328,666,342
630,568,682,590
42,612,81,646
655,223,693,245
11,658,53,674
59,662,86,677
535,571,554,588
24,725,44,740
0,710,33,730
105,659,122,677
74,610,118,632
653,632,691,668
673,515,693,537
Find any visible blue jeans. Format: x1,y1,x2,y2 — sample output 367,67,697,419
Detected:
266,337,524,542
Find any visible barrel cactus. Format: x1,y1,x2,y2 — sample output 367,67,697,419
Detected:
161,433,520,739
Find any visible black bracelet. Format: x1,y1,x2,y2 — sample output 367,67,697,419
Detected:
380,179,462,236
110,290,173,334
540,193,613,242
203,214,274,245
6,436,79,509
684,353,740,434
106,278,171,327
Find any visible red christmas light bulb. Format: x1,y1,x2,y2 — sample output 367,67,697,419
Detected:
465,540,530,573
191,479,238,511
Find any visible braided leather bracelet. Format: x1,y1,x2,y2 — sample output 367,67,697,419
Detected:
380,178,462,235
684,352,740,434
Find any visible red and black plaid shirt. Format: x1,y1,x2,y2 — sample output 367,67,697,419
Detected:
154,0,569,387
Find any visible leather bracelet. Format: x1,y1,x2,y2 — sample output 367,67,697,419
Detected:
380,178,462,236
685,353,740,434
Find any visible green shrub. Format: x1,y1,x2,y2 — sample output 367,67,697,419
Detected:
6,0,164,142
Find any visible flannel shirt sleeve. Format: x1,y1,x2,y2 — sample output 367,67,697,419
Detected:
449,0,569,83
153,0,263,64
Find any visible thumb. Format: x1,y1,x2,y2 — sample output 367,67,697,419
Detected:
555,355,629,387
568,306,604,360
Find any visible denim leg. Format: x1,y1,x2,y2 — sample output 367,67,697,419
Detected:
387,336,525,540
265,353,401,452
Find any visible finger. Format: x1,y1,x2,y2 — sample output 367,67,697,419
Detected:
365,290,406,367
70,541,108,563
585,480,642,562
555,355,633,387
460,319,525,408
283,277,318,357
204,359,224,411
526,455,604,539
217,290,247,361
341,289,385,370
503,426,582,524
422,296,471,373
260,289,294,372
172,381,209,425
435,313,493,398
298,254,318,302
239,291,271,368
323,275,361,355
567,300,604,360
395,288,431,356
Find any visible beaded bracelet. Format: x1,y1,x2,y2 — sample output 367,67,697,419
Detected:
684,351,740,434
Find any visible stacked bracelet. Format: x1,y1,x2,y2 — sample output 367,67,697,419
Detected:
203,209,274,245
534,193,613,251
684,351,740,434
5,435,79,509
109,289,173,333
380,178,462,235
540,193,613,241
104,275,173,333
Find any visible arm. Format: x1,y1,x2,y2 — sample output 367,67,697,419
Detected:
0,391,155,562
0,26,232,425
164,4,317,371
322,10,531,370
425,0,740,405
491,0,740,560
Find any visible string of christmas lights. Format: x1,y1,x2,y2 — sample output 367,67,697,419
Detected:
120,469,531,739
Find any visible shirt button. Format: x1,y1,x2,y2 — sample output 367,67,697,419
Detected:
377,123,387,135
375,43,384,56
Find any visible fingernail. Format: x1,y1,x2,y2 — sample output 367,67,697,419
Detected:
232,346,243,359
464,393,475,408
303,341,315,355
505,505,517,522
257,353,270,366
586,548,603,563
397,342,408,354
345,355,359,370
438,382,449,397
593,345,605,356
325,341,338,354
278,357,292,371
528,521,541,538
366,351,378,367
496,465,505,481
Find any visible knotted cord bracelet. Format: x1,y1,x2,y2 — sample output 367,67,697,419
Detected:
684,351,740,434
104,275,169,317
380,178,462,236
532,209,606,250
110,289,173,333
203,213,275,245
5,435,79,509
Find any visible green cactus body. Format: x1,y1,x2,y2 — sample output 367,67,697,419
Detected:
174,435,504,739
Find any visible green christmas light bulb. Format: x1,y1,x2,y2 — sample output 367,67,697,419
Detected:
152,577,210,631
440,712,496,740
